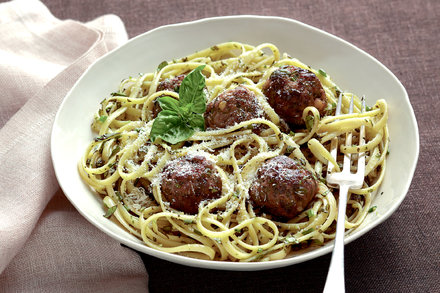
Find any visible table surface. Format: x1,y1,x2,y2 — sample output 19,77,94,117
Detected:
40,0,440,292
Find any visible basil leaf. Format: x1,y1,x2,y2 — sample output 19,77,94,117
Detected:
158,96,181,113
187,114,205,131
178,65,206,114
149,66,207,145
150,110,194,144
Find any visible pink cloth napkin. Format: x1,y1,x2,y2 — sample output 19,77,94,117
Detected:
0,0,149,291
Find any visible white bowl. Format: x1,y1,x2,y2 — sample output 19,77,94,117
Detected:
51,15,419,271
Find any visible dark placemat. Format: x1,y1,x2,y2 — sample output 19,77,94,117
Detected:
40,0,440,292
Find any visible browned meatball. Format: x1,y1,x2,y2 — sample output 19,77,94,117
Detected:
157,74,185,92
152,74,185,118
249,155,318,219
262,65,327,126
204,86,264,130
160,155,222,214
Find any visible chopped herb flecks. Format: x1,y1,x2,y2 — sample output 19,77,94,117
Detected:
318,69,327,77
368,206,377,213
110,92,128,97
98,115,108,123
302,228,315,235
157,61,168,72
104,205,117,218
115,191,123,201
94,133,121,142
305,115,314,131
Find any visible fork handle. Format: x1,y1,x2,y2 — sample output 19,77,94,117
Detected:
323,184,349,293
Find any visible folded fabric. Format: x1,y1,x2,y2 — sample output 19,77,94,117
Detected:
0,0,148,291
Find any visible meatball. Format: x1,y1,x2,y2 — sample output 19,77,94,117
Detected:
152,74,185,118
160,155,222,214
262,65,327,126
249,155,318,219
204,86,264,130
157,74,185,92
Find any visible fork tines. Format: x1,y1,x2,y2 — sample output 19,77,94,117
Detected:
326,94,366,189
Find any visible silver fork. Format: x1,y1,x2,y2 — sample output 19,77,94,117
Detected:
323,94,366,293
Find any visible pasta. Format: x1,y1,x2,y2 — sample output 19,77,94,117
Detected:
78,42,389,262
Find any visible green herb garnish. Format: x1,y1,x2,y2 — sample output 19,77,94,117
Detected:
368,206,377,213
98,115,108,123
94,133,121,142
157,61,168,72
286,145,295,153
318,69,327,77
302,228,315,235
305,115,314,131
110,146,121,157
104,205,117,218
150,65,206,144
307,209,315,219
110,92,128,97
115,191,123,201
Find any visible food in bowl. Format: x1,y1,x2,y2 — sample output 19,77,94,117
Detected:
78,42,389,262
